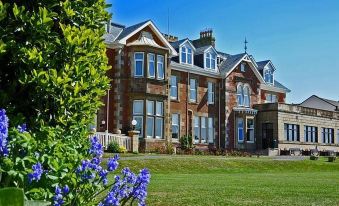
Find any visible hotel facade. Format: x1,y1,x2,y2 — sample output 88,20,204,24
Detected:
96,20,339,154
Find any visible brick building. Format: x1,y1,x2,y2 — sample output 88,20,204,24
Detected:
97,19,339,154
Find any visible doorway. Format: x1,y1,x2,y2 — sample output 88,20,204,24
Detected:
262,123,273,149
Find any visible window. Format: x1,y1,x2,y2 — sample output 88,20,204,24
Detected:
187,48,192,64
146,100,164,139
322,128,334,144
134,52,144,77
246,119,254,142
172,114,180,139
266,93,277,103
243,86,250,107
304,126,318,143
337,130,339,144
148,53,155,78
237,118,244,143
264,68,274,84
170,76,178,100
207,82,215,104
208,117,214,143
181,47,187,63
240,63,245,72
194,116,200,143
236,84,244,106
284,123,300,141
189,78,197,102
157,55,164,80
201,117,207,143
133,100,144,137
205,52,216,69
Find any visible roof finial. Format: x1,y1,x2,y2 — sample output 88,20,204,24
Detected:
244,37,248,54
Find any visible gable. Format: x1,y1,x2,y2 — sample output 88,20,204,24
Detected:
127,25,165,47
300,95,337,111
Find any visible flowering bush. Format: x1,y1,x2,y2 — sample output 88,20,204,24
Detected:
0,109,151,205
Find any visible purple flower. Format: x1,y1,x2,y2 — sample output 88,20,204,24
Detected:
17,123,27,133
89,136,103,157
107,155,119,171
63,185,69,194
53,186,64,206
0,109,9,157
28,162,44,183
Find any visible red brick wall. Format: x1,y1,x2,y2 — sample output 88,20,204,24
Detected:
261,90,286,103
225,61,261,149
170,70,221,146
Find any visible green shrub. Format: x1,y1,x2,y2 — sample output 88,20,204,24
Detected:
179,135,194,150
107,141,120,153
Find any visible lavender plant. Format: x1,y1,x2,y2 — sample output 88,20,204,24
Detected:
0,109,151,205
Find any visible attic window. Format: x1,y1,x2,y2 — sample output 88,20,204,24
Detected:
205,52,216,70
140,31,153,39
240,63,245,72
264,68,274,84
180,46,193,65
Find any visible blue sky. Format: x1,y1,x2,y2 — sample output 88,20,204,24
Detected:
107,0,339,103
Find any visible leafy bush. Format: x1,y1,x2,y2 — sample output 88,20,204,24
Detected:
107,141,120,153
0,110,151,205
179,135,194,150
119,146,127,153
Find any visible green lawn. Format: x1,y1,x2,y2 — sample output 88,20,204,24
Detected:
109,155,339,206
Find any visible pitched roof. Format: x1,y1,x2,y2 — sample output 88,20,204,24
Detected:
256,60,270,70
219,53,247,75
311,96,339,107
170,39,188,49
114,20,150,41
195,45,211,55
273,80,291,92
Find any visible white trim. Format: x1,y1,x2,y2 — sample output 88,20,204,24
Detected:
134,52,144,77
156,54,164,80
118,21,178,56
207,82,215,105
179,39,196,51
260,84,286,93
204,47,217,70
179,43,194,66
225,54,265,84
147,53,155,78
170,62,220,78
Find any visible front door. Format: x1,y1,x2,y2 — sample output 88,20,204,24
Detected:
262,123,273,149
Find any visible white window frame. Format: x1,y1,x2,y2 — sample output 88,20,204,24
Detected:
207,82,215,104
208,117,214,143
170,75,178,100
132,100,144,138
246,118,255,143
180,46,187,64
157,55,164,80
237,118,244,143
205,52,216,70
201,117,207,143
240,63,245,72
243,85,250,107
187,47,193,64
146,100,164,139
134,52,144,77
171,113,180,139
236,84,244,106
148,53,155,78
194,116,200,143
264,68,274,84
189,78,197,102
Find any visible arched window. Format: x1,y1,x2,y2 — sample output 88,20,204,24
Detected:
236,84,243,106
243,86,250,107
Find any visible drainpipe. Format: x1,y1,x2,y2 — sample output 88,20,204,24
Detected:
186,72,190,135
106,87,110,132
218,80,221,149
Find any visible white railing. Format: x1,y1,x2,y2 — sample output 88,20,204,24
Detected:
89,131,131,151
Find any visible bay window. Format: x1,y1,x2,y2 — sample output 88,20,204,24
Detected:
146,100,163,139
237,118,244,143
201,117,207,143
246,119,254,142
322,128,334,144
134,52,144,77
148,53,155,78
132,100,144,137
157,55,164,80
208,117,214,143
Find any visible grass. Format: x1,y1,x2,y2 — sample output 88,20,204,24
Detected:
106,155,339,206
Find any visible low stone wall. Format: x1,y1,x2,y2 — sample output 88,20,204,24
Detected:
279,143,339,153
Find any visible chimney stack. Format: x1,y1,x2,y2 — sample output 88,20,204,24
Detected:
199,28,215,47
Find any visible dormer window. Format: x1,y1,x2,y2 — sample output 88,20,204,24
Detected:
180,45,193,65
264,68,274,84
205,52,216,69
